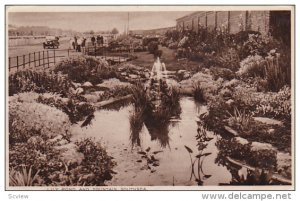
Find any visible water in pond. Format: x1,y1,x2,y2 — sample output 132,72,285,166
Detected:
71,97,232,186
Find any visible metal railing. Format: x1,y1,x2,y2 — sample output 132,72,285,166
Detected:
8,46,134,72
8,49,72,72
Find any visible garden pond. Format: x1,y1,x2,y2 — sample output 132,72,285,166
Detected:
71,97,234,186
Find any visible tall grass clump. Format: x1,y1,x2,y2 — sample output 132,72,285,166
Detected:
161,86,180,108
193,83,206,103
265,52,291,92
130,83,152,113
227,107,253,131
9,166,42,186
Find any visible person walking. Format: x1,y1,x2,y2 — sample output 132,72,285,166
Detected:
81,37,86,54
91,36,95,46
77,37,82,52
74,36,78,51
97,35,103,46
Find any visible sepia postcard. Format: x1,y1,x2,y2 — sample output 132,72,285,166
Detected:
5,5,294,190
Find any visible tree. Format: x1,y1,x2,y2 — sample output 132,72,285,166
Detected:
111,28,119,34
89,30,95,35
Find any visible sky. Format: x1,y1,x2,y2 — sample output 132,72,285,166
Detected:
8,11,193,32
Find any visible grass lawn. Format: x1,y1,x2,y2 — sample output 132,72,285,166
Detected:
129,46,203,72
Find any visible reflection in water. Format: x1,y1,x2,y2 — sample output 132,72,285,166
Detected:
129,103,181,148
129,111,144,147
143,116,171,148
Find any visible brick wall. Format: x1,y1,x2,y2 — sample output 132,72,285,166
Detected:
198,13,206,28
228,11,247,33
176,11,271,35
206,12,215,31
216,11,229,31
249,11,270,34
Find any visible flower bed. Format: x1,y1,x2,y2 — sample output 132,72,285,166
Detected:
9,93,115,186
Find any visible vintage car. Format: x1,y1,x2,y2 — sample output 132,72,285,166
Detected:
43,36,59,49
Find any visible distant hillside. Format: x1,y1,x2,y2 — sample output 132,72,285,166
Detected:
8,25,78,36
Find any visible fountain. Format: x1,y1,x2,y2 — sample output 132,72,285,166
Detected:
146,57,171,111
128,57,181,148
150,57,167,81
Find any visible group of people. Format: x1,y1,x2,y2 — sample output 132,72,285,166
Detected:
90,35,104,46
70,36,86,52
69,35,105,52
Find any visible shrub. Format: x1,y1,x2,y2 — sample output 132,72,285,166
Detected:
181,72,222,98
168,42,178,49
147,41,159,54
54,56,113,84
210,67,235,80
10,137,116,186
238,49,291,92
231,84,261,112
216,138,277,169
9,70,72,96
237,55,266,78
165,30,181,42
255,86,291,120
217,47,240,72
9,92,94,125
75,138,116,185
9,138,67,185
203,97,232,133
153,49,163,58
9,98,71,144
234,31,261,46
233,121,291,152
37,94,95,124
235,32,278,60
